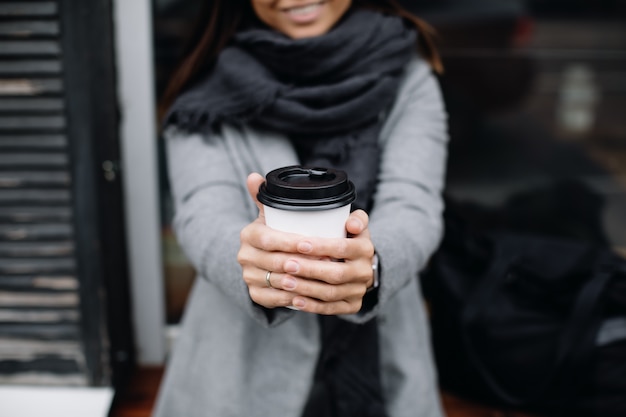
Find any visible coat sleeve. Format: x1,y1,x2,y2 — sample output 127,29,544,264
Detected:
164,127,296,327
346,57,449,323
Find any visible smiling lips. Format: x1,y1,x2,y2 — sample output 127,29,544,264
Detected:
282,1,326,24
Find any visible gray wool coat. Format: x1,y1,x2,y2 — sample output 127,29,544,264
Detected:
153,56,448,417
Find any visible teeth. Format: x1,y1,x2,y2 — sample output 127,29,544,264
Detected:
287,3,321,15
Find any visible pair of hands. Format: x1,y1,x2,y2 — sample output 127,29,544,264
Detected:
238,173,376,315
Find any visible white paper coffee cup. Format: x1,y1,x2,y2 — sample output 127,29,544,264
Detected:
263,204,352,238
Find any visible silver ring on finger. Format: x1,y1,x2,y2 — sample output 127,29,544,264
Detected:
265,271,274,288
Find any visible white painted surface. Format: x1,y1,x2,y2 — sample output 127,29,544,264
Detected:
112,0,166,364
0,387,113,417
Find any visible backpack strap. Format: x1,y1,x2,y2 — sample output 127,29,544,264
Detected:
556,258,617,396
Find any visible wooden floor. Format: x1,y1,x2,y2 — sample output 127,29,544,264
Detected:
109,367,164,417
108,367,538,417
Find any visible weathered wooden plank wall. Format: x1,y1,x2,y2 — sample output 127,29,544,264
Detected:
0,0,85,386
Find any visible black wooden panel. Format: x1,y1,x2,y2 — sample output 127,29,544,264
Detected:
0,21,60,37
0,291,78,308
0,171,70,187
0,3,58,17
0,134,67,149
0,98,64,112
0,323,79,340
0,78,63,95
0,339,82,359
0,152,68,167
0,41,61,56
0,358,81,374
0,309,79,322
0,223,72,241
60,0,134,388
0,116,65,129
0,241,73,258
0,258,75,274
0,189,71,204
0,60,62,75
0,275,78,291
0,206,71,223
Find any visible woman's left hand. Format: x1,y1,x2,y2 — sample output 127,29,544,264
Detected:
280,209,376,315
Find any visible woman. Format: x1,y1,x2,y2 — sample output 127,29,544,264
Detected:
153,1,448,416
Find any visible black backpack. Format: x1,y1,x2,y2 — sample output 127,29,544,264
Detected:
422,190,626,417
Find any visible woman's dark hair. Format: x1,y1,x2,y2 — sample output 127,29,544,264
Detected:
158,0,443,122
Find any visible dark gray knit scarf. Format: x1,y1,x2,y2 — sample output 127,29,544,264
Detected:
164,8,416,211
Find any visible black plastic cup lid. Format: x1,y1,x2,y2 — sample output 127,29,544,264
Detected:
257,166,356,211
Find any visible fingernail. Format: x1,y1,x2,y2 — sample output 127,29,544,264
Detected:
298,241,312,253
293,298,306,309
282,276,297,290
285,260,299,274
349,218,363,229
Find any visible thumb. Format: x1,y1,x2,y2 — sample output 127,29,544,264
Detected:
246,172,266,218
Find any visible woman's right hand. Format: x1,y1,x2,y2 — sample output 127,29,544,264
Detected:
238,173,301,310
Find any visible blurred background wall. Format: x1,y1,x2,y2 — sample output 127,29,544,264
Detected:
152,0,626,327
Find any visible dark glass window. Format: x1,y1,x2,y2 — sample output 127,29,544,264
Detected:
152,0,626,323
